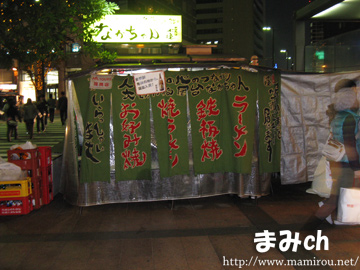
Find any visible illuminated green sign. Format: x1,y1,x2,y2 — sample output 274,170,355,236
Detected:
315,51,325,60
91,15,182,43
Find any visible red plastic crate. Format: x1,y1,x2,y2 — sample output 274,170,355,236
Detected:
31,177,43,209
42,182,53,205
41,166,53,183
7,149,41,179
7,148,44,209
41,165,53,205
0,195,33,216
38,146,52,167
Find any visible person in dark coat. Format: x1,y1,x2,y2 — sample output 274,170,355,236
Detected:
22,98,38,139
47,94,56,123
57,91,67,126
5,98,22,142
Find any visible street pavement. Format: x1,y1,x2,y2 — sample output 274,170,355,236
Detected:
0,180,359,270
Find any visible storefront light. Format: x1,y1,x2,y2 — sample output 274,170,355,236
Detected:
0,84,17,90
71,43,80,53
91,15,182,43
98,69,111,75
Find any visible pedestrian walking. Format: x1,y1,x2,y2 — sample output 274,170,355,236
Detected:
16,95,24,108
36,95,47,133
22,98,38,139
47,94,56,123
5,98,22,142
58,91,68,126
17,95,24,120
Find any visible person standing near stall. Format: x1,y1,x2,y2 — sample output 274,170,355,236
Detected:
22,98,38,139
303,80,360,229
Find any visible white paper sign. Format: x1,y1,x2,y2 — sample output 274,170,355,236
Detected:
90,75,113,89
134,71,166,95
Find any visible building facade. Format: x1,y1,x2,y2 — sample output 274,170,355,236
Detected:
196,0,265,61
295,0,360,72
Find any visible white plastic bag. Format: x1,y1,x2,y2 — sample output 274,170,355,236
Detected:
9,141,37,160
10,141,37,150
322,133,345,162
0,156,6,164
0,162,23,181
306,156,333,198
336,187,360,225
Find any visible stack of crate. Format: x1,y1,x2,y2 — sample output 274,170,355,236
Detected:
7,148,43,210
38,146,53,205
0,177,34,215
2,146,54,215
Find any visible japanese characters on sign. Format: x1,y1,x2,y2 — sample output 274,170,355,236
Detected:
187,71,227,174
90,75,114,90
254,230,329,253
225,72,254,174
258,72,281,173
263,82,281,162
75,69,281,183
119,102,145,170
157,97,181,167
91,15,182,43
232,95,249,158
83,92,106,163
196,97,223,162
112,76,151,181
187,70,256,175
80,87,111,183
150,71,189,178
134,71,166,95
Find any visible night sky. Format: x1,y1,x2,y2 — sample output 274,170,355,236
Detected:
265,0,310,69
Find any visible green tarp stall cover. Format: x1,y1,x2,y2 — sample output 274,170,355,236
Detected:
61,66,281,206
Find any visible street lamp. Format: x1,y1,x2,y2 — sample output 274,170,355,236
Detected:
263,26,275,68
287,56,293,70
280,49,289,70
